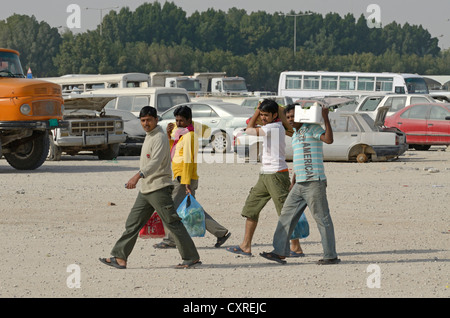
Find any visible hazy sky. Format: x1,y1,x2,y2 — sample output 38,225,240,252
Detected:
2,0,450,49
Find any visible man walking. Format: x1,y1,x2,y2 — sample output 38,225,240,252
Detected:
99,106,201,269
154,105,231,249
260,103,339,265
227,99,291,256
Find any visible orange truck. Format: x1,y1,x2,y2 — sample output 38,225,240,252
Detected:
0,48,66,170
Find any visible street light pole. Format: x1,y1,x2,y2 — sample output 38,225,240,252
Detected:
285,13,312,55
85,6,119,35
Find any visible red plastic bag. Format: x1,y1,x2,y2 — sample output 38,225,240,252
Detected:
139,212,165,239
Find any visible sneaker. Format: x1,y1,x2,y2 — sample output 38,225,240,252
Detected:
316,257,341,265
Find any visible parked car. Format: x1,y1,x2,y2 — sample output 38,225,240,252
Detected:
158,101,255,153
105,108,145,156
384,103,450,150
48,96,126,160
234,107,408,163
354,94,435,120
84,87,190,116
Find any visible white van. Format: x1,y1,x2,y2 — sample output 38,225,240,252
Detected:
83,87,190,116
354,94,435,120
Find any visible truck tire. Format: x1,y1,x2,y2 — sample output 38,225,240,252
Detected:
97,143,120,160
47,133,62,161
4,131,50,170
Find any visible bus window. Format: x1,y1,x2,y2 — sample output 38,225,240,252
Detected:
339,77,356,90
321,76,338,90
357,77,375,91
86,83,105,91
376,77,393,92
286,75,302,89
304,76,320,90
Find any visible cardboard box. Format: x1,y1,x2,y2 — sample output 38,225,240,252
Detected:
294,103,323,124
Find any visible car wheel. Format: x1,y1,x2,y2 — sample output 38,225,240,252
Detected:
356,153,368,163
412,145,431,151
97,143,120,160
211,131,229,153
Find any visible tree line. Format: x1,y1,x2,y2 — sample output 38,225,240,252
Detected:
0,1,449,92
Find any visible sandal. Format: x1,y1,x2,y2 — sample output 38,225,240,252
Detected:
259,252,287,264
175,260,202,269
153,241,176,249
215,232,231,248
289,250,305,258
99,257,127,269
316,258,341,265
226,245,251,256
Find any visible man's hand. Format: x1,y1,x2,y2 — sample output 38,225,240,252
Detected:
167,122,175,137
185,184,192,195
125,173,141,189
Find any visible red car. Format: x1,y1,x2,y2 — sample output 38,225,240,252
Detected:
384,103,450,150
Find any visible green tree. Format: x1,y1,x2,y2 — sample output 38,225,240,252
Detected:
0,14,61,76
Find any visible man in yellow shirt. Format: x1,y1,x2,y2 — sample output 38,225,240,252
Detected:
154,105,231,249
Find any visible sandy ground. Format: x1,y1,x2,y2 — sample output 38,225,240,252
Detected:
0,146,448,299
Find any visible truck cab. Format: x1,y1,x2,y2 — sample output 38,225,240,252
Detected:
211,77,249,96
0,48,65,170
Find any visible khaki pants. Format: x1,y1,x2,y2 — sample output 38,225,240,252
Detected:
241,171,290,221
110,186,199,262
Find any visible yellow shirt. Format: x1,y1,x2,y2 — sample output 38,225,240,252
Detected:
171,130,199,185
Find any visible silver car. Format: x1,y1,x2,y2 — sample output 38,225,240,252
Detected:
158,101,255,153
235,106,408,163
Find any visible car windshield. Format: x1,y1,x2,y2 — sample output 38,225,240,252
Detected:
359,96,382,111
0,51,25,77
223,80,247,91
405,77,429,94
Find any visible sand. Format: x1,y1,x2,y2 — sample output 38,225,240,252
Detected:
0,146,448,298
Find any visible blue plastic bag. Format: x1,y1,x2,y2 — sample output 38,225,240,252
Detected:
176,194,206,237
290,213,309,239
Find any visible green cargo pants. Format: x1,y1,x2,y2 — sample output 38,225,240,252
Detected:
110,186,200,263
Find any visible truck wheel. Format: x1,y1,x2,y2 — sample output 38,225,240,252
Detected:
4,131,49,170
47,133,62,161
97,143,120,160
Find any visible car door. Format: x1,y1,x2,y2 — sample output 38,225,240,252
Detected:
397,104,430,144
426,105,450,144
323,114,360,160
190,104,221,142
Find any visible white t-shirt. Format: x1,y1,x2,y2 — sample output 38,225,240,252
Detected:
260,121,288,173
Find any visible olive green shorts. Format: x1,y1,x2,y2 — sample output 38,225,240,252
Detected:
241,171,290,221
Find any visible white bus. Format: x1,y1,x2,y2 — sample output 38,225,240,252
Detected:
40,73,151,94
278,71,429,99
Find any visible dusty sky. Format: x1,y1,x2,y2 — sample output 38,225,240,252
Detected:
2,0,449,49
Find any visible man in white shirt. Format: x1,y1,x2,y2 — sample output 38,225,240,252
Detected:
227,99,291,256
